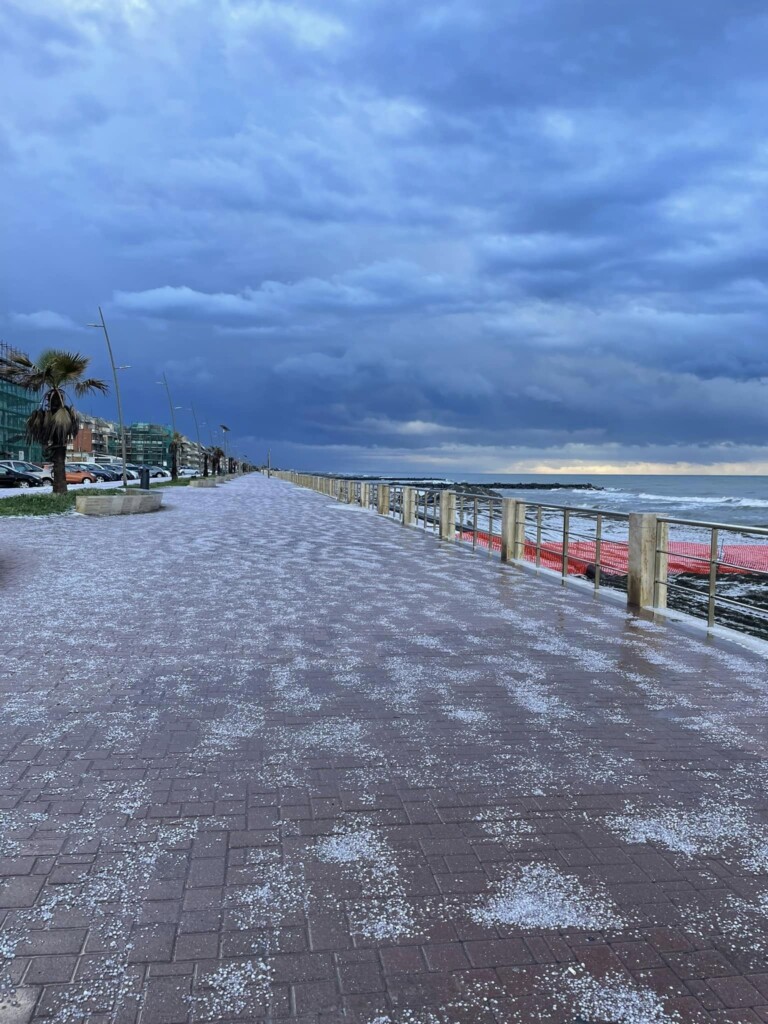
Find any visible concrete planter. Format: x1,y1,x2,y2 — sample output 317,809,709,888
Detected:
189,478,218,488
75,491,163,516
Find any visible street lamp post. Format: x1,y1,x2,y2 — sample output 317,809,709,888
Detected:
156,373,177,435
190,404,204,472
88,307,129,488
156,374,179,476
220,424,230,474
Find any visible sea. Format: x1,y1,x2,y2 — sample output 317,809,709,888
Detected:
358,473,768,530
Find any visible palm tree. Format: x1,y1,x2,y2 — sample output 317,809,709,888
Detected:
210,446,225,476
0,349,108,494
170,431,183,481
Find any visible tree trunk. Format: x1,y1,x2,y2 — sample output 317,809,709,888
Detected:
171,443,178,481
203,453,208,478
52,445,68,494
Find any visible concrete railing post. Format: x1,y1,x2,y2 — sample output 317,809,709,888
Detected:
628,513,658,609
501,499,517,562
655,521,669,610
347,481,356,504
402,487,416,526
513,502,527,560
359,483,370,508
439,491,456,541
377,484,390,515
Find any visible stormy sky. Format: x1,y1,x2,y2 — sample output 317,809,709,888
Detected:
2,0,768,474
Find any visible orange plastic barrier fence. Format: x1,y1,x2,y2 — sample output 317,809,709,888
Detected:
457,531,768,576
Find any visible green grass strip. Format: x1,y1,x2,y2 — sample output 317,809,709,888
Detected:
0,477,193,517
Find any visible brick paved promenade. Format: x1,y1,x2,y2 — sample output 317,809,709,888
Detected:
2,474,768,1023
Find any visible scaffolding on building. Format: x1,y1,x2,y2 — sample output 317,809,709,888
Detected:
127,423,173,467
0,342,43,462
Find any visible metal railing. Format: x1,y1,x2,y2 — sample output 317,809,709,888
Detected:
415,487,440,534
654,517,768,638
389,484,404,522
455,492,503,555
268,472,768,642
520,503,630,592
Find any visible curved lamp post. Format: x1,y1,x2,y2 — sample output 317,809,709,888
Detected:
87,307,129,488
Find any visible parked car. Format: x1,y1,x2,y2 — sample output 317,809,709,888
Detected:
0,465,44,488
91,460,141,480
70,462,117,482
63,464,98,484
93,466,123,481
144,465,171,478
0,460,53,484
178,467,199,478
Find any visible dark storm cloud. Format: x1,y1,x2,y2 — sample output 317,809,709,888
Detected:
2,0,768,470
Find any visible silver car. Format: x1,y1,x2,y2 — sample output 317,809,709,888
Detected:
0,460,53,484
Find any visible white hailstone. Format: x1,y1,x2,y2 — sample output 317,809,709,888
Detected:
470,863,625,931
566,970,682,1024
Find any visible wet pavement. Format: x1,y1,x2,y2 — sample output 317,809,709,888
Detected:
1,473,768,1023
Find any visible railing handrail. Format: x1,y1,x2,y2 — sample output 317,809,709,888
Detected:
412,487,638,523
657,515,768,536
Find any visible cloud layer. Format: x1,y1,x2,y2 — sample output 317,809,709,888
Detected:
2,0,767,470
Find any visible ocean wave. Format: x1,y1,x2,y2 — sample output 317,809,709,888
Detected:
598,491,768,509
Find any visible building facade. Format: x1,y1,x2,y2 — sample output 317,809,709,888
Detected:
70,413,203,470
125,422,173,467
0,342,43,462
71,415,122,460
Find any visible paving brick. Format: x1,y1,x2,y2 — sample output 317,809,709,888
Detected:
19,929,86,956
139,976,192,1023
708,977,765,1009
24,955,77,985
464,939,535,968
423,942,471,972
127,924,176,963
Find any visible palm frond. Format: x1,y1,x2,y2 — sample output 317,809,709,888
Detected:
50,405,79,444
0,355,45,390
26,405,79,445
37,350,91,384
74,377,109,397
25,409,50,444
